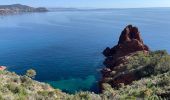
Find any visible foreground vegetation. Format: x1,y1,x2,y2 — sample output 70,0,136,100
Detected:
0,50,170,100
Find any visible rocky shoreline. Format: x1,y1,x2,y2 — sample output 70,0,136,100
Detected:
0,4,48,15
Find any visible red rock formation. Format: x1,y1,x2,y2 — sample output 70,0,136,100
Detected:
100,25,150,92
103,25,149,68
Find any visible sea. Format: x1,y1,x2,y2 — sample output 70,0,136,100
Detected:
0,8,170,93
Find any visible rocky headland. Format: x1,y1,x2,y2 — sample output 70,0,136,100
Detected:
0,4,48,15
100,25,170,99
101,25,150,87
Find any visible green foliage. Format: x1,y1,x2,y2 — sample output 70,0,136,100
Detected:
0,70,169,100
105,72,170,99
127,52,151,69
101,50,170,100
41,84,51,90
102,83,114,93
120,95,137,100
146,80,153,88
157,73,170,86
0,70,7,75
20,75,33,85
0,94,2,100
0,71,3,74
72,92,93,100
26,69,36,78
78,93,90,100
6,83,27,95
37,91,51,96
154,55,170,74
127,50,170,77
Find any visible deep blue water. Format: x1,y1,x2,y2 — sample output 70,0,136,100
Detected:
0,8,170,93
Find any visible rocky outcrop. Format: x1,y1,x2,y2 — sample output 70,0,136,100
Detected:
103,25,149,59
0,4,48,15
100,25,150,91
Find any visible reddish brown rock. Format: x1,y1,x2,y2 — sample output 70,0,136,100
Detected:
100,25,150,92
103,25,149,68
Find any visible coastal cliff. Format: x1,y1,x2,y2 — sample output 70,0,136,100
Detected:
101,25,150,87
100,25,170,99
0,4,48,15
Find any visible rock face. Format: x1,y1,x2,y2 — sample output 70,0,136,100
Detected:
100,25,150,91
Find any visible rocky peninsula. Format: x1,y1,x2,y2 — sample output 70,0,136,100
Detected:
100,25,170,99
0,4,48,15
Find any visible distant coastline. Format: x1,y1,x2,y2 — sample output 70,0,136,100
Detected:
0,4,169,15
48,7,170,12
0,4,48,15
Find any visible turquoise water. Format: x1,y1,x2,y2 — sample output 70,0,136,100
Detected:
0,8,170,93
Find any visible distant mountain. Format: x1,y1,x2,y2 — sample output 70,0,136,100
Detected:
0,4,48,15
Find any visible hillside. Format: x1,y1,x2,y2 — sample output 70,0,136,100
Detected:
0,60,169,100
0,4,48,15
0,70,101,100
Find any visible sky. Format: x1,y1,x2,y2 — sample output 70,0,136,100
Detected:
0,0,170,8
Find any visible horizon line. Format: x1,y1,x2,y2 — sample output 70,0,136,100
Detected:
47,6,170,9
0,3,170,9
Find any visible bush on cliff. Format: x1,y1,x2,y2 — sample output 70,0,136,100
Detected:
102,71,170,100
100,50,170,99
127,50,170,78
26,69,36,79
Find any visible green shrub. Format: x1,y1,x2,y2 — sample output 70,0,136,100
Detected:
0,94,3,100
17,94,27,100
26,69,36,78
6,83,19,94
41,84,51,90
73,92,91,100
6,83,27,96
154,56,170,74
12,77,20,83
157,73,170,86
127,50,170,78
37,91,49,96
20,75,33,85
120,96,136,100
102,83,113,93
